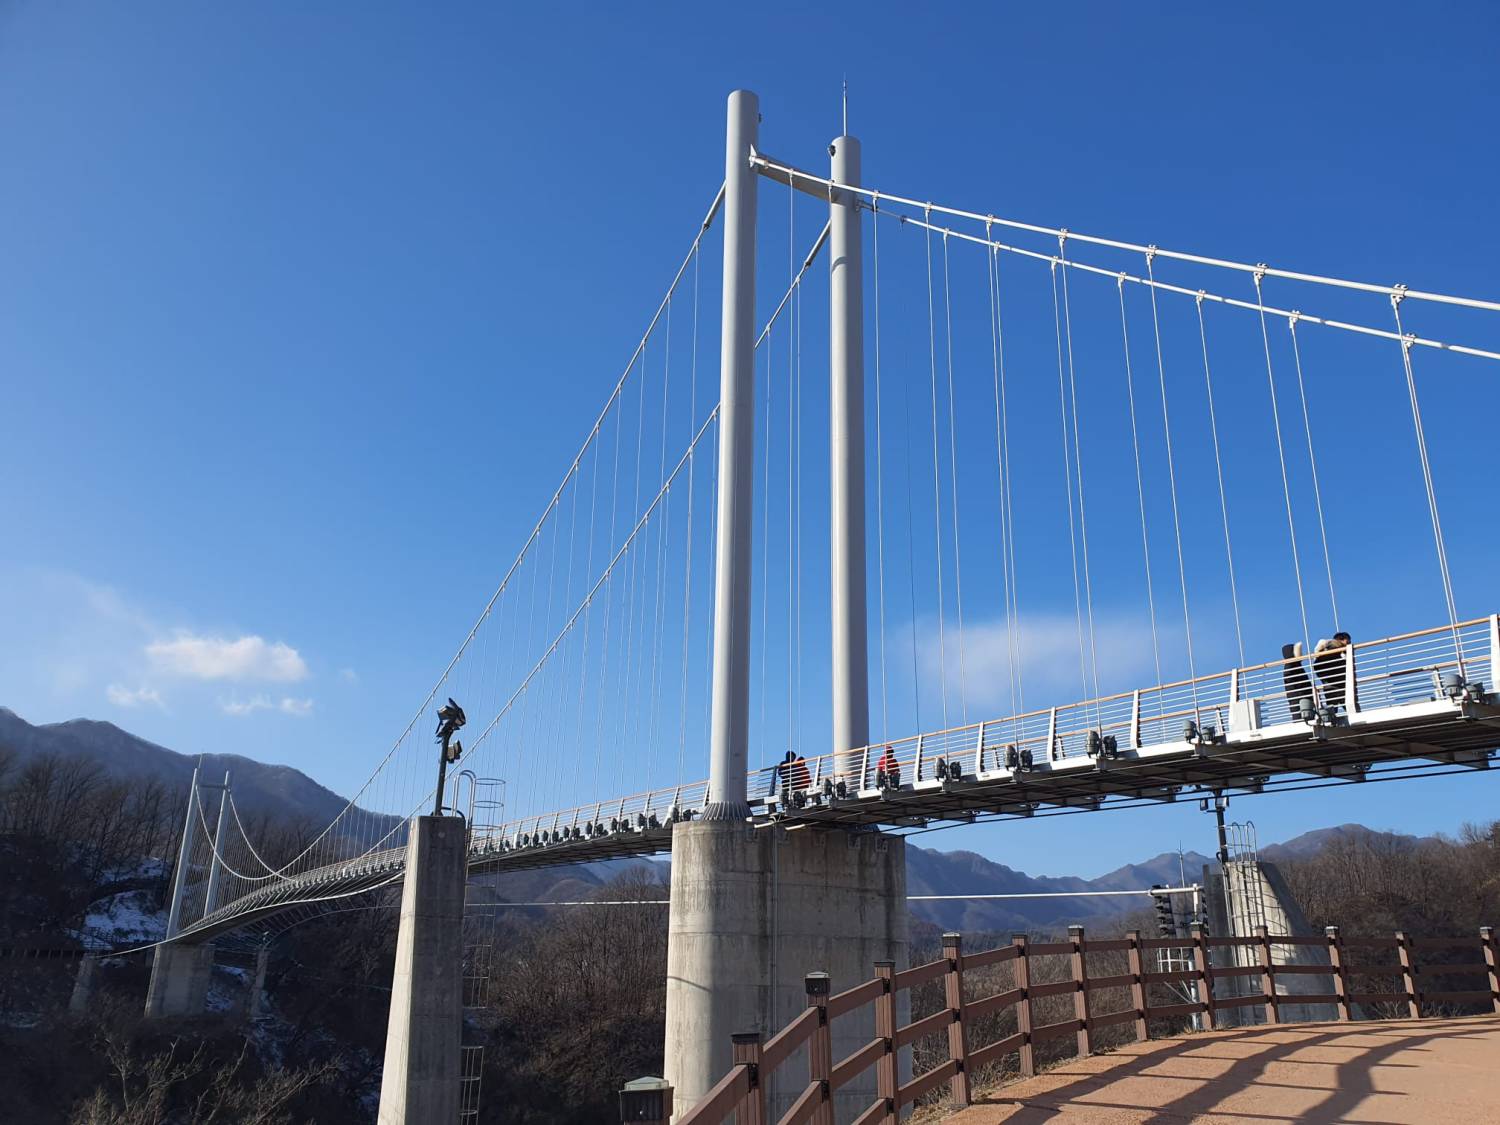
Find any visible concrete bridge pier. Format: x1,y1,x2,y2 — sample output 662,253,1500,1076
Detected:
144,942,216,1018
664,820,907,1122
376,814,467,1125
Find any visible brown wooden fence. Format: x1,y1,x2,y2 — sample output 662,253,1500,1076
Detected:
677,923,1500,1125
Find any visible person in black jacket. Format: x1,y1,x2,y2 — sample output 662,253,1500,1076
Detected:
1282,641,1314,718
1313,632,1353,711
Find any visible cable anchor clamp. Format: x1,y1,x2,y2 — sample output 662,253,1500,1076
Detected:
1288,310,1302,329
1252,263,1269,287
1195,289,1206,306
1390,284,1409,309
1144,244,1158,266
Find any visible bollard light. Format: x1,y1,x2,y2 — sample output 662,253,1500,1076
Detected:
805,971,831,998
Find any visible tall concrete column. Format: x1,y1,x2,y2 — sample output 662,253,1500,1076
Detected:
705,88,759,820
69,954,97,1015
377,815,466,1125
664,822,907,1122
829,134,868,776
144,942,215,1018
247,946,270,1020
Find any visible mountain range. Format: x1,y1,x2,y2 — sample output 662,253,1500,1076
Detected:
0,707,1421,932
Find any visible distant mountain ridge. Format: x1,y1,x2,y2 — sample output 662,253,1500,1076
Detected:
0,706,1430,931
0,706,357,827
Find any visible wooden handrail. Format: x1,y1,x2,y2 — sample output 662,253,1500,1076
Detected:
679,923,1495,1125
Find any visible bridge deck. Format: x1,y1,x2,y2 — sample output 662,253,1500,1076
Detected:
180,616,1500,942
944,1014,1500,1124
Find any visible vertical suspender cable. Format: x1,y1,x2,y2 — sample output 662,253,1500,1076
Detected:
676,254,699,784
1057,239,1102,709
1254,269,1312,655
1051,259,1090,706
1116,275,1163,689
987,233,1021,719
941,233,970,723
1391,290,1463,666
925,210,951,732
872,197,891,741
1144,250,1201,718
1287,314,1340,633
1195,292,1246,666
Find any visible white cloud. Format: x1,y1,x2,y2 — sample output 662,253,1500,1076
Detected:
220,694,315,718
106,683,164,710
903,610,1163,717
148,633,308,683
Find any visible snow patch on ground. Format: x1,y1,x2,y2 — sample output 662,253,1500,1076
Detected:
76,889,165,948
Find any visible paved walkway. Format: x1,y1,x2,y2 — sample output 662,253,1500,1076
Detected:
947,1015,1500,1124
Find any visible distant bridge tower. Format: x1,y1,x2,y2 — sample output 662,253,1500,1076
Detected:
663,90,908,1123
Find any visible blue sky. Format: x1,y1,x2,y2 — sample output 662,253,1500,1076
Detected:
2,2,1498,877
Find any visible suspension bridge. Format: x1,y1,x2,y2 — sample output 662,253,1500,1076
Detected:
129,90,1499,1121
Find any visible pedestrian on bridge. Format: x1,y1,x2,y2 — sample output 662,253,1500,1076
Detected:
770,750,811,806
877,744,901,789
1281,641,1315,719
1313,632,1353,712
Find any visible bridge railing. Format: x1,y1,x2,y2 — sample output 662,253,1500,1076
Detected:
677,923,1500,1125
476,615,1496,854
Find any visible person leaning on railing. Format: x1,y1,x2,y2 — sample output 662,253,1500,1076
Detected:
1313,631,1352,712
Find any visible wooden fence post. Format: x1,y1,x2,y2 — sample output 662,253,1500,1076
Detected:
1482,926,1500,1016
874,961,897,1125
1326,926,1351,1022
1012,933,1035,1077
731,1032,763,1125
806,973,833,1125
1395,932,1420,1019
1126,930,1148,1043
1068,925,1091,1057
942,932,971,1107
1255,924,1278,1026
1191,922,1216,1031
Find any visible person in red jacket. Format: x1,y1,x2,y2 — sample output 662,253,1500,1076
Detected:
877,744,901,788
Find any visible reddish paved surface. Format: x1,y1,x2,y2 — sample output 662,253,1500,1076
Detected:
946,1015,1500,1124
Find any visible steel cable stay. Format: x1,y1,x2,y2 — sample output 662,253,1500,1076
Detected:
941,233,971,725
748,155,1500,314
1255,270,1313,658
213,187,730,881
985,234,1021,721
1145,250,1202,723
1392,293,1465,670
1287,314,1339,634
1116,276,1164,690
1195,292,1246,667
1057,235,1104,723
1050,259,1090,712
872,196,891,742
865,205,1500,364
925,212,952,733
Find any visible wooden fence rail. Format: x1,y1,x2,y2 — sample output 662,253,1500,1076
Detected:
675,923,1500,1125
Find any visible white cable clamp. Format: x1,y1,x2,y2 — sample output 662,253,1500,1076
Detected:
1195,289,1206,306
1145,244,1158,266
1391,283,1409,308
1253,263,1269,287
1058,228,1070,251
1287,310,1302,329
1117,271,1127,290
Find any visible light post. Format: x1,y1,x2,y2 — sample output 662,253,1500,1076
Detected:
433,697,466,817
